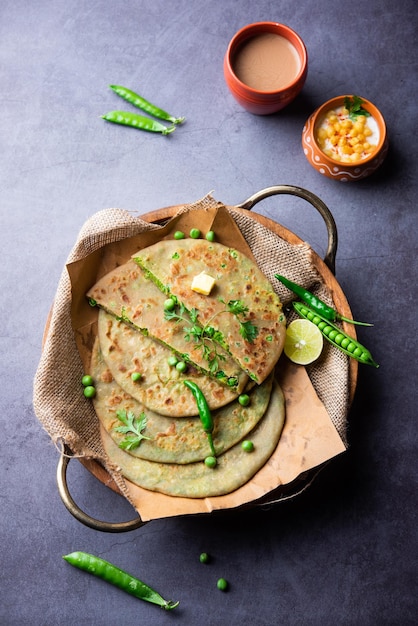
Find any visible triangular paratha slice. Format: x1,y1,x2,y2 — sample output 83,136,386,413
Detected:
87,259,248,392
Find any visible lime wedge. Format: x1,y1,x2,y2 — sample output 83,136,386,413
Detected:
284,319,323,365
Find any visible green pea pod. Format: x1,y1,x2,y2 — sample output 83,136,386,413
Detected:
275,274,373,326
184,380,217,456
63,552,179,610
110,84,185,125
102,110,176,134
293,302,379,368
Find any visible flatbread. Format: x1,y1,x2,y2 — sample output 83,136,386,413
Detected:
91,335,274,463
101,380,286,498
87,259,248,392
97,309,239,416
133,239,286,384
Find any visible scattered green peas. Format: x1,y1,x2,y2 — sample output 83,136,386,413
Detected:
167,355,179,367
205,230,215,242
81,375,94,387
176,361,187,373
199,552,210,564
83,385,96,399
217,578,228,591
241,440,254,453
204,455,217,469
189,228,201,239
164,298,176,311
174,231,185,240
131,372,142,382
238,394,250,407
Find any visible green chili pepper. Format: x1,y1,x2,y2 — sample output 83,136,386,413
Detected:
184,380,216,456
102,110,176,135
275,274,373,326
293,302,379,368
109,84,185,125
62,552,179,610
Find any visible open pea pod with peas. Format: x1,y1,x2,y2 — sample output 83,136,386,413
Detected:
275,274,379,368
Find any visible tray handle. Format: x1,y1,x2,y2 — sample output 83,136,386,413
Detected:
237,185,338,273
57,446,145,532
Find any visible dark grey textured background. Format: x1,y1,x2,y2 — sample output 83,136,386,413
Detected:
1,1,416,624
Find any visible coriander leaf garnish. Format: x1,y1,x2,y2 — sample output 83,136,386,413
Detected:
164,305,227,372
225,299,249,316
344,95,371,120
114,410,151,450
220,298,259,344
239,319,259,343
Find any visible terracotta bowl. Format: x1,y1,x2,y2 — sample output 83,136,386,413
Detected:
302,95,388,182
223,22,308,115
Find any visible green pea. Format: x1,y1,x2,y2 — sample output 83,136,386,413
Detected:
174,231,185,240
82,375,94,387
164,298,176,311
204,456,217,469
205,230,215,242
328,329,338,341
340,337,350,349
189,228,201,239
176,361,187,373
199,552,210,564
241,440,254,453
131,372,142,382
83,385,96,399
353,347,363,358
167,355,178,367
334,333,345,345
238,394,250,407
217,578,228,591
347,342,357,353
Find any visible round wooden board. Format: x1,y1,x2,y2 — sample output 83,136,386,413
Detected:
44,204,358,500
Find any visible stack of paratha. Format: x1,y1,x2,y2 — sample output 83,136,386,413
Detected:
86,237,287,498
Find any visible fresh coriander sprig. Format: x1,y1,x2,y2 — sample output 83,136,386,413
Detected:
164,298,259,373
344,95,371,120
221,299,259,343
113,410,151,450
164,303,226,374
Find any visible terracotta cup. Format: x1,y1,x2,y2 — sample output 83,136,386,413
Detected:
223,22,308,115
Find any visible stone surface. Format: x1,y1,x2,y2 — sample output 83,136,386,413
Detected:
1,1,417,624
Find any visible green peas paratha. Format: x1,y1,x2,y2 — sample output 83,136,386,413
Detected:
133,239,286,384
91,335,274,464
101,380,285,498
97,309,240,417
87,260,248,392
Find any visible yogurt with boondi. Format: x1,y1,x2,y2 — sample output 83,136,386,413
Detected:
315,103,379,163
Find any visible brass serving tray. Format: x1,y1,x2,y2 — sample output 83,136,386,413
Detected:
55,185,357,532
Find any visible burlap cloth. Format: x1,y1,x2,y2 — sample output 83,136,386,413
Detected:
33,194,350,508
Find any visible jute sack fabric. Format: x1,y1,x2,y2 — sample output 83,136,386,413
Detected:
33,195,350,504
